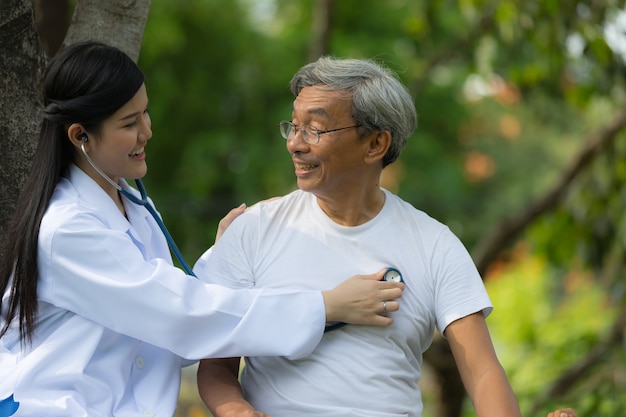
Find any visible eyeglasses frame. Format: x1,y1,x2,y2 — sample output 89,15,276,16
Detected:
278,120,361,145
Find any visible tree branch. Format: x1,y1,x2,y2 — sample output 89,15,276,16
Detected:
472,112,626,276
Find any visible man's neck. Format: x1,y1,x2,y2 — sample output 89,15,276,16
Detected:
316,187,386,226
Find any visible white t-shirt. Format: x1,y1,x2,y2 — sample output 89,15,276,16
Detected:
194,189,492,417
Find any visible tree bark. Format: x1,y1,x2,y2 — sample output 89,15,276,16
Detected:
0,0,151,258
63,0,151,62
0,0,45,252
35,0,69,57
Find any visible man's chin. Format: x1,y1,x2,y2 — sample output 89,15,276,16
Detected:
296,180,313,193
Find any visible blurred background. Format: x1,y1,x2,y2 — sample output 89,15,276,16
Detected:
35,0,626,416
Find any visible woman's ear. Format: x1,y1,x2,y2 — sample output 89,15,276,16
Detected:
67,123,87,150
365,131,391,165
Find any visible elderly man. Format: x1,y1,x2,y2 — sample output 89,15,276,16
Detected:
193,56,577,417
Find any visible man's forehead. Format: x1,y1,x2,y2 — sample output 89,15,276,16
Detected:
293,87,352,117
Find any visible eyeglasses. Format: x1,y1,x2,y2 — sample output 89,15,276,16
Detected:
278,121,360,145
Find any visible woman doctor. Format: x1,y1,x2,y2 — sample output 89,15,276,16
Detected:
0,41,403,417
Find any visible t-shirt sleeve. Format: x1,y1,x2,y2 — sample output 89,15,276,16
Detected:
193,214,256,289
432,227,493,335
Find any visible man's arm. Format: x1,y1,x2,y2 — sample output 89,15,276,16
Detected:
197,357,270,417
446,313,579,417
445,312,522,417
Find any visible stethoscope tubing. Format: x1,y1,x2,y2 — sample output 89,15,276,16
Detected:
120,182,196,277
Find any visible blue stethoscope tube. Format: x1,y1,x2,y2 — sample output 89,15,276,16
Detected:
81,141,196,277
121,180,196,277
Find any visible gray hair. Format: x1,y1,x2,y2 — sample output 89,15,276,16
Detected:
289,56,417,167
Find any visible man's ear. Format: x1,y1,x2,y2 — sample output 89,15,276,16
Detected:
67,123,87,150
365,131,391,165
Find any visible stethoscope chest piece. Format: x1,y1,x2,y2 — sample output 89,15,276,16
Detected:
383,267,403,283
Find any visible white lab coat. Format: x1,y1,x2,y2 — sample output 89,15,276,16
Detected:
0,164,324,417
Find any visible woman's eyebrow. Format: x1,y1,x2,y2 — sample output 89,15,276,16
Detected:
118,104,148,122
118,111,141,122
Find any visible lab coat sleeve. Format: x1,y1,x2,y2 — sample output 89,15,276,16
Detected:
38,212,325,360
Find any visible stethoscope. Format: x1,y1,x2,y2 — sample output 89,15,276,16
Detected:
81,137,196,277
324,267,403,333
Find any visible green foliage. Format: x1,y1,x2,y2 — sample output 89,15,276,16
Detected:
139,0,305,259
484,253,625,416
135,1,626,414
139,0,626,257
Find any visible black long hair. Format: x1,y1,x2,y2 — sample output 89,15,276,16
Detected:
0,41,145,344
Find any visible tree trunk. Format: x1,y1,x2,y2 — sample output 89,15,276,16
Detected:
35,0,69,57
423,335,466,417
0,0,45,252
0,0,150,258
64,0,151,62
308,0,333,62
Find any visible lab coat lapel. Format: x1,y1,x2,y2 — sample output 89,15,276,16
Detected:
67,165,169,262
68,164,129,233
120,181,172,262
